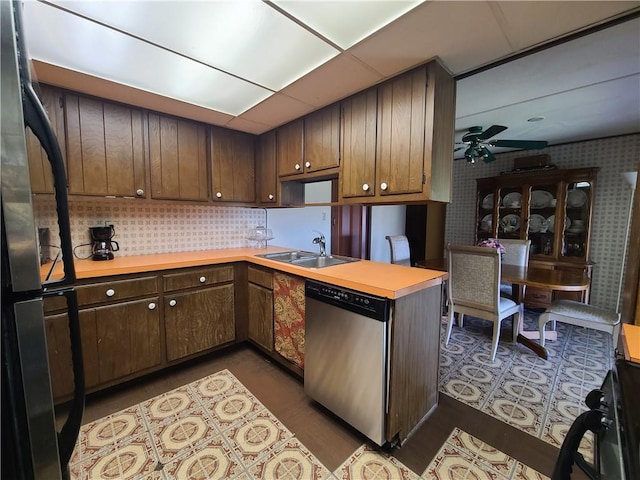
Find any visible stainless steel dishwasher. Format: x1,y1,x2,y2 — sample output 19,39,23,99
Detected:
304,280,390,446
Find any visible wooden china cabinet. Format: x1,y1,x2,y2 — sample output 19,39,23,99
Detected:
475,167,598,308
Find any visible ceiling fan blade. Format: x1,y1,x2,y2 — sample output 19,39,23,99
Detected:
489,140,548,149
454,146,465,152
477,125,507,140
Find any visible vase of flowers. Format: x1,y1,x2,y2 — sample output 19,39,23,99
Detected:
477,238,506,258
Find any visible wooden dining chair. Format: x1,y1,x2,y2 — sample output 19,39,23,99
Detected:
497,238,531,302
445,245,524,362
385,235,412,266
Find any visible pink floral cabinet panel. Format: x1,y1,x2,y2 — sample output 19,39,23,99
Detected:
273,272,305,369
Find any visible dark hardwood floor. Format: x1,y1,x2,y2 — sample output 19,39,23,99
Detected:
60,345,564,476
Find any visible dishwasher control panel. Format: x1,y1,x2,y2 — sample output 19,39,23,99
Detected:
305,280,389,321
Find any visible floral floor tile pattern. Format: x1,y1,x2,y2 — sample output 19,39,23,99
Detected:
439,310,614,462
70,369,548,479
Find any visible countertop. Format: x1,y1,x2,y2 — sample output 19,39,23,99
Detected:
42,246,446,299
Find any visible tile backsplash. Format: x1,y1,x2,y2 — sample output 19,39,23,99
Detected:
33,197,267,258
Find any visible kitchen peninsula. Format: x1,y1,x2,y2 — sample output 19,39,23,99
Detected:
43,246,446,447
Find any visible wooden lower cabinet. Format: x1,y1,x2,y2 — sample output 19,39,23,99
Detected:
248,283,274,352
273,273,305,369
44,313,75,400
164,285,235,361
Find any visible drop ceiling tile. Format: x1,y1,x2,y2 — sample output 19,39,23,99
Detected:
49,0,339,91
493,1,640,51
23,1,272,115
273,0,423,49
240,93,315,127
225,116,273,135
280,53,383,107
348,1,514,77
456,18,640,118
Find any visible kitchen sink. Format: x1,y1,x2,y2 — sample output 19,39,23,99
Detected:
257,251,359,268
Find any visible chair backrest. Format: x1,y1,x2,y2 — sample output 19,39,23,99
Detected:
385,235,411,266
496,238,531,267
447,244,501,313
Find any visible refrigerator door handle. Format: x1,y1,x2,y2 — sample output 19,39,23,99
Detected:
43,288,84,468
21,85,76,287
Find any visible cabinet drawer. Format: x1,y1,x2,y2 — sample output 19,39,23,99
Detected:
248,266,273,290
76,277,158,307
524,287,552,306
44,295,69,314
163,266,234,292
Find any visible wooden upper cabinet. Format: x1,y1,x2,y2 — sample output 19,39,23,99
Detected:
65,93,145,197
256,130,278,204
210,127,255,203
376,67,427,197
276,119,304,177
340,89,378,199
303,104,340,173
149,113,208,201
27,85,66,194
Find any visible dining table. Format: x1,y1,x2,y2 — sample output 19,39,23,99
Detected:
416,258,591,359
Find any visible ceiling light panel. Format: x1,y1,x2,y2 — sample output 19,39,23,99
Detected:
272,0,423,49
45,0,340,91
22,1,273,115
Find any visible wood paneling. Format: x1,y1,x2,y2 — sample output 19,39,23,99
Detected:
162,266,233,292
248,283,274,352
76,276,158,307
276,119,304,177
27,85,66,194
210,127,255,203
65,93,145,196
304,104,340,173
340,90,377,199
164,284,235,361
256,130,278,204
148,112,208,201
386,285,441,444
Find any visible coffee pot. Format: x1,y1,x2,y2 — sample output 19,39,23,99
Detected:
90,225,119,261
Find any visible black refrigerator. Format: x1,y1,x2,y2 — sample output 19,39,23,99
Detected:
1,1,84,478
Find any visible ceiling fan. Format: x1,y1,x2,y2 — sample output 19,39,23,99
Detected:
455,125,548,164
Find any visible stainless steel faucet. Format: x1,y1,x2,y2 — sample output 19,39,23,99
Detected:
312,230,326,257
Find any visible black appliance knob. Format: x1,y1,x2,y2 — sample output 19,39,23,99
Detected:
585,388,604,409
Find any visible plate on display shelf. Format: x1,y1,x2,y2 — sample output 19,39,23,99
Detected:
530,190,554,208
500,214,520,232
529,214,548,233
567,189,588,207
480,214,493,232
481,194,493,209
502,192,522,208
546,215,571,233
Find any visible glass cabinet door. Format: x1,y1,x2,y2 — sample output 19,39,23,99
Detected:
527,183,558,257
563,180,592,259
497,186,523,240
477,187,495,242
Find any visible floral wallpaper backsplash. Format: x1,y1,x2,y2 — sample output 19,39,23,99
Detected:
445,133,640,311
33,197,267,258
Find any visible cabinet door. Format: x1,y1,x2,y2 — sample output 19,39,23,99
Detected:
273,273,305,368
376,67,426,196
526,183,559,258
149,113,208,201
65,94,145,197
44,313,75,400
210,127,255,203
341,90,377,199
276,119,304,177
81,297,162,385
304,104,340,173
256,130,277,204
164,285,235,361
27,85,66,194
248,283,274,352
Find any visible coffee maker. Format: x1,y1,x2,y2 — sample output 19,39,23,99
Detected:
90,225,119,261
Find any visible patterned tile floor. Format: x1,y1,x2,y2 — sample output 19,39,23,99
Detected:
70,370,548,480
439,309,614,462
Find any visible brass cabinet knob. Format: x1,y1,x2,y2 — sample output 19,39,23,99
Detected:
199,276,206,283
380,182,388,191
106,288,115,297
294,163,301,171
362,183,370,191
136,188,144,197
305,161,311,168
268,194,274,201
216,192,222,198
169,299,177,307
148,303,156,310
